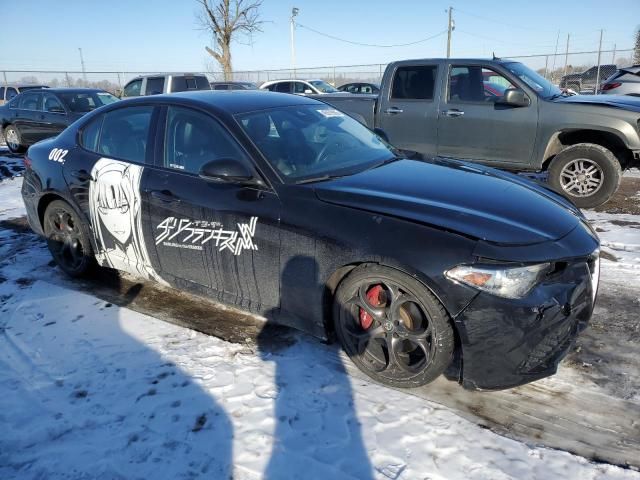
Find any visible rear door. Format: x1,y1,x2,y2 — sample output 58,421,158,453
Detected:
377,63,440,156
41,92,69,139
143,104,282,308
436,63,538,166
64,104,164,281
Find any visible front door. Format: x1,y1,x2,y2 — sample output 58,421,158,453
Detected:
41,92,69,139
14,91,43,143
144,105,282,308
378,64,440,156
436,64,538,166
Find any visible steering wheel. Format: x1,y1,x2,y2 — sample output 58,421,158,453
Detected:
316,136,359,164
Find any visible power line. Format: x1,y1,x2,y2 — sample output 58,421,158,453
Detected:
296,22,447,48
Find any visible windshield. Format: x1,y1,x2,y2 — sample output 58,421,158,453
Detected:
309,80,338,93
58,91,119,113
237,105,395,182
503,62,562,98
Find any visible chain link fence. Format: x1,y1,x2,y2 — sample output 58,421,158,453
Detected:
1,49,635,95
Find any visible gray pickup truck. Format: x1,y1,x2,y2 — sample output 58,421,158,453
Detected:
319,58,640,208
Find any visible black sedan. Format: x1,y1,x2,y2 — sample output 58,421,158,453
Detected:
21,90,600,390
1,88,118,153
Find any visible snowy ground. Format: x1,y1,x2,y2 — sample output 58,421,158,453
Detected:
1,156,640,479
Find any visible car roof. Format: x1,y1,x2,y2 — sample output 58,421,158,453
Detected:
45,88,109,94
4,84,48,88
120,90,321,114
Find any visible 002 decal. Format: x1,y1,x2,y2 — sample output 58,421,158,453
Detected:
155,216,258,256
88,158,166,283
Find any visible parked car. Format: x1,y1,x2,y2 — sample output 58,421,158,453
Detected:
320,58,640,208
260,79,347,95
0,83,49,106
600,65,640,96
121,73,210,97
338,82,380,94
210,81,258,90
0,88,118,153
560,64,617,93
21,90,599,391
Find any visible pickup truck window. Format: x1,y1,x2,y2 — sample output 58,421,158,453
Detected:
449,66,514,102
145,77,165,95
391,65,437,100
123,79,142,97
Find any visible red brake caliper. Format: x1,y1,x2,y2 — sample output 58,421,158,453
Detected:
359,285,384,330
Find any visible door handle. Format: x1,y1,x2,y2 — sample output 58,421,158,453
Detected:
441,109,465,117
150,189,181,204
70,170,93,182
383,107,404,115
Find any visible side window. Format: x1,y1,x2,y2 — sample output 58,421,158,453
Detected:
391,65,437,100
145,77,165,95
163,106,248,175
123,79,142,97
18,92,43,111
43,93,65,113
0,87,4,100
275,82,291,93
449,66,515,103
214,84,229,90
98,106,153,163
293,82,306,94
6,87,18,102
80,114,104,152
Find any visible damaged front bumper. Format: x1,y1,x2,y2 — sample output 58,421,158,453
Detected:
453,253,598,391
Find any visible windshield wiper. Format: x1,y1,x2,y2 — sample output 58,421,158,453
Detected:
294,173,348,185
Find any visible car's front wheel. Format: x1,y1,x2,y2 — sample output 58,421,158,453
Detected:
334,264,455,388
548,143,622,208
4,124,25,154
43,200,96,277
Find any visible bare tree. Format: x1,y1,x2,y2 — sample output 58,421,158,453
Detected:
634,27,640,65
196,0,263,81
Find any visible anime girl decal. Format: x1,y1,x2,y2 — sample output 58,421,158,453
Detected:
89,158,165,283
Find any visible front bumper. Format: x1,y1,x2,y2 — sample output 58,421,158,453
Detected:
453,255,597,390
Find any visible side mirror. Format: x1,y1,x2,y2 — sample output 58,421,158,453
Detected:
199,158,262,186
497,88,530,107
373,128,389,143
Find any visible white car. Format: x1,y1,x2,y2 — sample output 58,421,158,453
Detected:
260,79,348,96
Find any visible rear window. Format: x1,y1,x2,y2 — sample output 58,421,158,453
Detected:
391,65,437,100
80,114,104,151
170,75,210,92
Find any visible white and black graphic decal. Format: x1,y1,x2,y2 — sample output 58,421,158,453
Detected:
155,216,258,256
89,158,165,282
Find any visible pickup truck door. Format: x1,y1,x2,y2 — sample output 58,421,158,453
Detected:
377,64,440,156
436,64,538,167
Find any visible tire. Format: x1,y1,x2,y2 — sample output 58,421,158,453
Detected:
333,264,455,388
3,124,26,154
547,143,622,209
43,200,96,277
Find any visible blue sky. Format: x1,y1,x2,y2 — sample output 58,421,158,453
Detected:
4,0,639,74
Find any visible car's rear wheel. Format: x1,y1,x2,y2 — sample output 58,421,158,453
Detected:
548,143,622,208
4,125,25,154
334,264,455,388
43,200,95,277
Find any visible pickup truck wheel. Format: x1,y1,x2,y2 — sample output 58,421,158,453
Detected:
548,143,621,208
334,264,454,388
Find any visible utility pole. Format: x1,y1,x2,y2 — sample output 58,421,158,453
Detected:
78,48,87,86
290,7,299,78
563,33,570,78
446,7,454,58
595,29,603,94
551,30,560,81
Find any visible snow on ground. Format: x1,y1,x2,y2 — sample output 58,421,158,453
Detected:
1,176,639,479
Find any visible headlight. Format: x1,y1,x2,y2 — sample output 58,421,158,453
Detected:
445,263,550,299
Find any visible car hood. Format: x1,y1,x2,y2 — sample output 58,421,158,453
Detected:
553,94,640,112
312,158,581,246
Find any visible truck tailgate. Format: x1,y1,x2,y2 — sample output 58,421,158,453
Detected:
311,94,378,128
